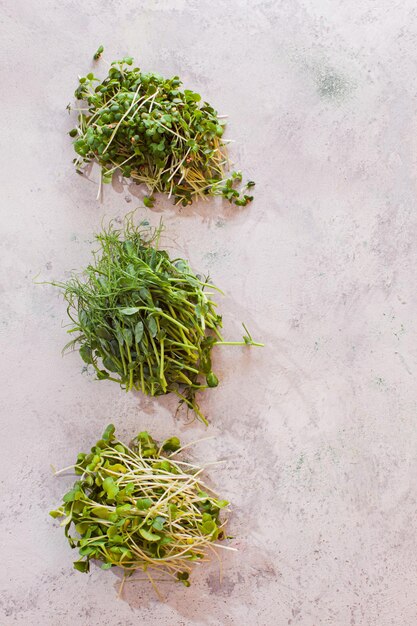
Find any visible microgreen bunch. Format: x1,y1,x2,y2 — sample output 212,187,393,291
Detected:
52,219,262,423
70,49,255,206
50,424,231,593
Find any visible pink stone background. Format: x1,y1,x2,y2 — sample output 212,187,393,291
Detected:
1,1,417,624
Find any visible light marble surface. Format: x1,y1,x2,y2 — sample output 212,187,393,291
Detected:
2,1,417,624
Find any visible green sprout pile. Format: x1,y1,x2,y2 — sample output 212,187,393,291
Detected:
50,425,230,592
53,219,262,423
70,49,254,206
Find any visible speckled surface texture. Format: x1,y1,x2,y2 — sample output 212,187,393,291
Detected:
2,1,417,624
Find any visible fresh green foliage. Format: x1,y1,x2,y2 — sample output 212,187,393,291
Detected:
50,425,231,591
69,51,254,206
51,219,262,423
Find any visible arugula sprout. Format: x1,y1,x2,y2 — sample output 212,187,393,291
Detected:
50,425,232,594
70,52,254,206
50,218,263,423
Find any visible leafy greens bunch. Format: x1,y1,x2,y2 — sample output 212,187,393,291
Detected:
70,50,254,206
53,219,262,423
50,424,230,592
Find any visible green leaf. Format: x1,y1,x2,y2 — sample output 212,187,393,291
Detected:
101,562,113,570
119,547,133,559
115,324,124,345
122,327,133,347
152,516,165,531
205,372,219,388
93,45,104,60
147,316,157,338
73,560,89,573
63,488,81,503
201,520,217,535
136,497,152,510
139,528,160,542
102,357,119,373
184,90,201,102
105,462,127,474
79,545,95,556
116,504,131,516
49,509,63,519
103,477,119,500
96,327,112,339
120,307,140,315
158,536,173,546
134,321,144,343
176,571,190,586
168,503,178,519
91,506,114,520
139,287,152,303
107,525,119,539
143,196,155,208
198,513,219,538
161,437,181,452
213,499,229,509
74,139,88,156
75,522,90,534
124,483,135,496
79,344,93,364
102,424,115,441
153,460,172,472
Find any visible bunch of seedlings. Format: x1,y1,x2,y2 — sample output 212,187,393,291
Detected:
52,219,262,423
69,49,254,206
50,424,231,593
